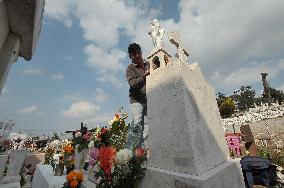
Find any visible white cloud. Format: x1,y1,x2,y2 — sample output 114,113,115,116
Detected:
176,0,284,76
23,67,43,75
85,113,114,127
95,88,109,103
44,0,284,92
51,73,64,80
44,0,75,28
18,106,40,114
63,92,82,102
84,44,126,73
215,58,284,91
44,0,159,87
61,100,100,118
83,44,126,88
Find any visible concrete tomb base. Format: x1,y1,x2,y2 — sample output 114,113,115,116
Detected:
140,159,245,188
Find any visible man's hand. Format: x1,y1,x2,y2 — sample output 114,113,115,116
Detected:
144,70,150,77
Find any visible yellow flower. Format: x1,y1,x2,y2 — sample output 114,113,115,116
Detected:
114,114,120,121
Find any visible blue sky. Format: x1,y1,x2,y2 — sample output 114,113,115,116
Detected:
1,0,284,134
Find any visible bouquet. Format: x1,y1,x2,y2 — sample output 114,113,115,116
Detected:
0,138,12,153
72,122,92,152
43,146,55,167
62,170,83,188
88,112,147,188
63,143,75,173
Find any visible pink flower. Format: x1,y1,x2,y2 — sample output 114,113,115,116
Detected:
83,132,91,140
135,147,146,158
88,148,99,167
89,148,99,160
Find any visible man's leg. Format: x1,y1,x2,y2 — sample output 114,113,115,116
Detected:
125,102,144,151
141,102,148,147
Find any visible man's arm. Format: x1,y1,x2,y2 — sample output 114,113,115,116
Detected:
126,66,145,89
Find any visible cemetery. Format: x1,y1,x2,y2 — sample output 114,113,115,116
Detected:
1,1,284,188
0,18,283,187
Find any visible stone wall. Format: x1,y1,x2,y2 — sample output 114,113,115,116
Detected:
222,104,284,150
0,1,9,51
222,103,284,133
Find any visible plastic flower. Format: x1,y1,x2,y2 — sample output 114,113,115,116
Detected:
63,144,74,154
135,147,146,158
115,149,132,165
75,132,82,138
99,146,116,179
66,170,83,188
88,148,99,167
88,140,94,148
83,132,91,140
69,179,78,187
101,128,108,135
114,114,120,121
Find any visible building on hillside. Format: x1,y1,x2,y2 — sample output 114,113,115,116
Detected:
0,0,45,94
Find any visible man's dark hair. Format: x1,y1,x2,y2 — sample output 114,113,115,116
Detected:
128,43,141,57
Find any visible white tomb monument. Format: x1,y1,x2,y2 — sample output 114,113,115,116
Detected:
147,19,172,73
140,27,245,187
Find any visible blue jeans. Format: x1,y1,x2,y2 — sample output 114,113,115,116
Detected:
125,102,147,151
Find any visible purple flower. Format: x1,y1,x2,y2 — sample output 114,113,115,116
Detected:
89,148,99,160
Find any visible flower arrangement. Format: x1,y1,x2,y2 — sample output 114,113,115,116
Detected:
63,143,75,173
88,111,147,188
72,122,92,152
0,138,12,153
62,170,83,188
43,146,55,167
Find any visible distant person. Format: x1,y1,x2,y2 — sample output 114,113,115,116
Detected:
125,43,149,150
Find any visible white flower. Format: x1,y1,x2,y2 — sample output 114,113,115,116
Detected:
49,139,61,148
88,140,94,148
75,132,82,138
115,149,132,165
53,154,62,164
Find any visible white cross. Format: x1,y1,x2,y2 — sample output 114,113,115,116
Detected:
168,31,189,63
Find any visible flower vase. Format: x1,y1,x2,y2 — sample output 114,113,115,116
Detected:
75,148,88,170
88,166,96,183
65,164,75,175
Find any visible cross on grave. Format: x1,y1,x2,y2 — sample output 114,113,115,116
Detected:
168,31,189,63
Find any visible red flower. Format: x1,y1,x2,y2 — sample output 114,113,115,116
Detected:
99,146,116,180
135,147,146,158
101,128,108,135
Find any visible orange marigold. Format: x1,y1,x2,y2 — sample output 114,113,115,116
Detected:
66,171,76,182
76,171,83,181
69,179,78,188
64,144,74,154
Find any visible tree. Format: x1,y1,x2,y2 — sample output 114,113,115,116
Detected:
219,97,236,118
231,86,256,111
51,132,60,141
216,92,226,108
269,88,284,104
216,92,235,118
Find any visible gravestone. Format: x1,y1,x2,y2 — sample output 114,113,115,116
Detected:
1,150,28,184
0,119,14,139
240,124,254,142
0,154,8,180
139,30,245,187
